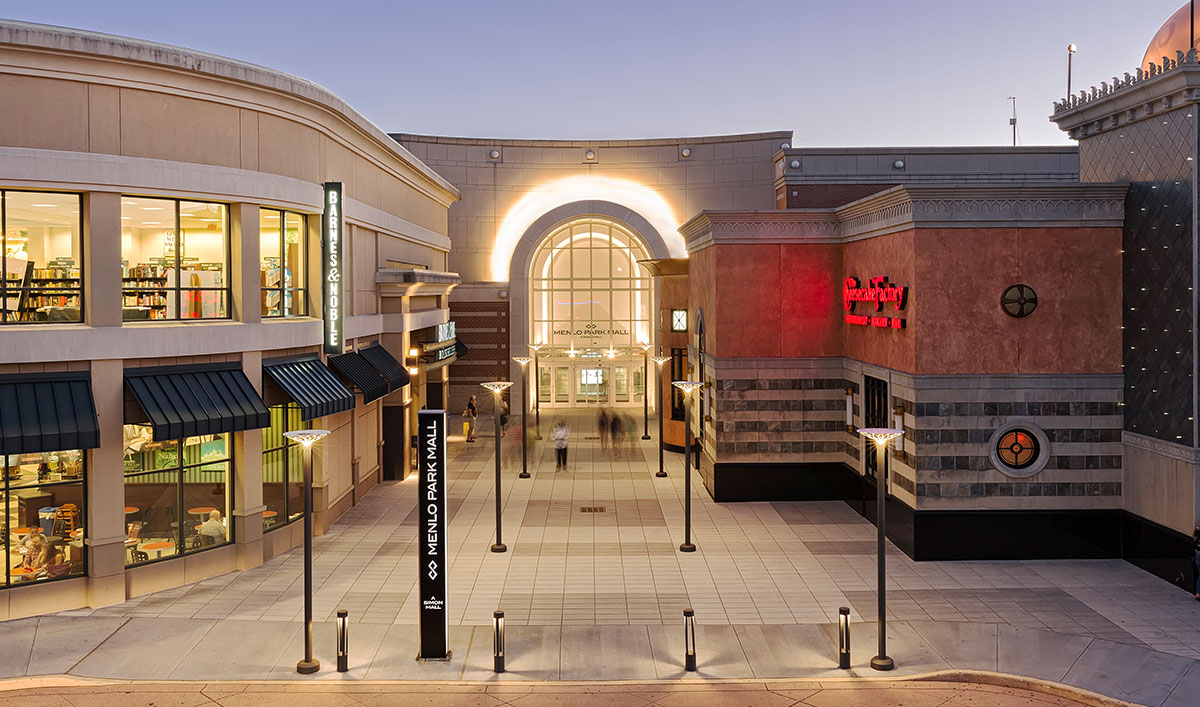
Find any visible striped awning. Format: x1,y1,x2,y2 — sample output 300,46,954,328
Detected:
124,363,270,441
327,352,389,404
262,355,355,421
0,373,100,455
359,344,410,391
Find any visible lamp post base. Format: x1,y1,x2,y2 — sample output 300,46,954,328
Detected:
679,542,696,553
490,543,507,553
641,434,651,440
656,470,667,478
870,655,895,671
518,471,531,478
296,659,320,674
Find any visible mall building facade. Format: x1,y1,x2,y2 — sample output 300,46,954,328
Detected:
3,8,1200,620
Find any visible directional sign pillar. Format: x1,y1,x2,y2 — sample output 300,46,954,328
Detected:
417,410,450,660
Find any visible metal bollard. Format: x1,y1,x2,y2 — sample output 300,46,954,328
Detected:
336,609,349,673
493,610,505,673
838,607,851,669
683,608,697,671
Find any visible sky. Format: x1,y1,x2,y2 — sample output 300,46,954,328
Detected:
3,0,1187,146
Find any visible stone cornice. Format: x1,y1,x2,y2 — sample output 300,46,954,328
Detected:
375,269,461,297
636,258,689,277
1050,60,1200,140
1123,430,1200,464
394,131,793,149
679,184,1127,250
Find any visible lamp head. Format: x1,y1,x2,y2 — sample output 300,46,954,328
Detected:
672,380,703,395
529,343,542,353
652,356,671,366
1068,44,1077,53
283,429,332,447
639,343,652,352
512,356,533,367
481,381,514,394
857,427,904,446
606,348,617,359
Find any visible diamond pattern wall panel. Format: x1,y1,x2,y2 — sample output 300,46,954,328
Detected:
1079,107,1196,445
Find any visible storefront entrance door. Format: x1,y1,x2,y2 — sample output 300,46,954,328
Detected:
539,360,645,408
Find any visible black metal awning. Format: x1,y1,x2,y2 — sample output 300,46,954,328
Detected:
262,355,355,421
327,352,389,404
359,344,410,391
0,373,100,455
124,363,270,441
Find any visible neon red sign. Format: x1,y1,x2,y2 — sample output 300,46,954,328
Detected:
843,276,908,329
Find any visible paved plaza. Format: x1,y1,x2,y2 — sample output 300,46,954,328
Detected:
0,410,1199,705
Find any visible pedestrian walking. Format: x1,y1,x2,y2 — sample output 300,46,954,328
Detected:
464,395,478,442
551,420,570,471
1193,528,1200,601
610,413,624,459
598,408,610,451
500,396,511,436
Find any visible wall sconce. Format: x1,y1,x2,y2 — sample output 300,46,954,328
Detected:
409,347,419,357
336,609,349,672
408,366,419,376
584,149,597,161
683,608,697,671
493,610,505,673
838,607,851,669
844,388,854,431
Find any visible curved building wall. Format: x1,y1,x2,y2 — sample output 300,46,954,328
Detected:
0,21,458,619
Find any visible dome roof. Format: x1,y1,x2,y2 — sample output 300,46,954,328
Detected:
1143,3,1197,70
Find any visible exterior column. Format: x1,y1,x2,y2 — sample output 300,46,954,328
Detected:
83,192,121,327
233,351,265,569
86,358,126,607
230,203,261,324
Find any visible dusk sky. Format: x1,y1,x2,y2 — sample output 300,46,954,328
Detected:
5,0,1186,146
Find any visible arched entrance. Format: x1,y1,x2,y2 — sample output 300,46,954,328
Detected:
529,216,653,408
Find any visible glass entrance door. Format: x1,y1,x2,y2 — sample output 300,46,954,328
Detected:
537,358,646,407
577,367,609,405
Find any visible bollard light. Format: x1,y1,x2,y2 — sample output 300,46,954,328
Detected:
336,609,349,673
683,608,697,672
493,610,505,673
838,607,851,669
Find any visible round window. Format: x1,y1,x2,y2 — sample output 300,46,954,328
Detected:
988,423,1050,478
996,429,1038,469
1001,284,1038,318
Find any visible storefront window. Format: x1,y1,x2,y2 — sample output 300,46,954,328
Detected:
260,209,307,317
1,191,83,324
122,427,231,565
121,198,228,321
262,404,307,531
3,450,86,587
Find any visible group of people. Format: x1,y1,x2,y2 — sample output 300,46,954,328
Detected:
462,394,511,443
12,528,68,578
598,408,640,459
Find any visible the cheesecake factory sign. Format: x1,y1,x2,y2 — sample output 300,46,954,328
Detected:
843,276,908,329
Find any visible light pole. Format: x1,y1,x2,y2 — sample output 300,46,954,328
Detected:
857,426,904,672
481,381,513,553
652,356,670,478
673,381,703,552
640,343,652,439
283,428,331,675
1067,44,1077,98
530,344,542,440
512,357,532,479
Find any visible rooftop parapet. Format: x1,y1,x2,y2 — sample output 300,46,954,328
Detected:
1050,49,1200,139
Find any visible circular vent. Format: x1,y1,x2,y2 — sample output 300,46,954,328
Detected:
1001,284,1038,318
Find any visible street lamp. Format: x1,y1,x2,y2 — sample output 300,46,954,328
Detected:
639,343,652,439
1067,44,1077,98
512,357,533,479
857,426,904,672
481,381,513,553
530,343,542,440
283,428,331,675
652,356,670,478
672,381,703,552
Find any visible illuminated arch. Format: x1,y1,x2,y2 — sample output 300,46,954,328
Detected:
491,176,684,282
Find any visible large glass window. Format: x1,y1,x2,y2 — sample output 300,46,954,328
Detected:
530,218,652,349
3,449,86,588
121,198,228,321
262,404,308,531
122,428,231,565
260,209,307,317
2,191,82,324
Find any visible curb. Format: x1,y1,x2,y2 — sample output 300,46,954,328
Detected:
0,669,1137,705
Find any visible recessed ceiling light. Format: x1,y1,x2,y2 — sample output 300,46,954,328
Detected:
122,201,138,205
141,207,164,211
121,217,131,220
142,221,161,225
30,204,58,208
198,218,219,222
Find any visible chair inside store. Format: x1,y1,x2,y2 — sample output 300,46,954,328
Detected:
51,504,78,536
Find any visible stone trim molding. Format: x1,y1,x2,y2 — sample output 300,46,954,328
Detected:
394,130,793,149
1123,430,1200,464
1051,50,1200,139
680,184,1127,251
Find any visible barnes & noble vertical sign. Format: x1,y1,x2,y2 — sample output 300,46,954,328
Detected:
323,182,344,354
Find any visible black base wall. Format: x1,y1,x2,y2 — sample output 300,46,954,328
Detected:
709,460,1195,590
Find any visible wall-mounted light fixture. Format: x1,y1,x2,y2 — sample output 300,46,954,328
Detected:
845,388,854,431
584,149,597,161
